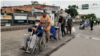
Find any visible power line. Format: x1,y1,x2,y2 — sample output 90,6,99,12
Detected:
5,3,11,6
2,1,11,7
3,2,4,6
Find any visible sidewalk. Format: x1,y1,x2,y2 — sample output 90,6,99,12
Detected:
50,37,100,56
50,25,100,56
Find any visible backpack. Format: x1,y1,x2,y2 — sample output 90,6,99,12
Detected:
67,19,72,24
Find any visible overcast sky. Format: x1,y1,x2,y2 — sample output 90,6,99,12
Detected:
1,1,100,18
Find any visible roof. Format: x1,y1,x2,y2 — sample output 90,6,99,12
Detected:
78,14,86,17
2,4,60,8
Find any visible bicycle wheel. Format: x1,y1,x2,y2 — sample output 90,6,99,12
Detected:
33,44,39,54
58,30,62,40
39,37,46,51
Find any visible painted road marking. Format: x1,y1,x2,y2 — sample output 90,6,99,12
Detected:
75,33,100,41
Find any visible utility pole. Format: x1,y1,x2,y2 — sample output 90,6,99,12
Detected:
3,0,4,6
3,2,4,6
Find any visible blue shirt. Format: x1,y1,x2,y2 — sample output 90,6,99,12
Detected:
28,25,44,37
55,23,60,28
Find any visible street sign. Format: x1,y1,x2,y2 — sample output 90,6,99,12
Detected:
35,8,43,12
93,3,97,6
82,4,89,10
2,8,14,13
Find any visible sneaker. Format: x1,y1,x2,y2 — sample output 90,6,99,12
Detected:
54,37,57,40
46,43,48,47
19,48,26,52
26,49,32,54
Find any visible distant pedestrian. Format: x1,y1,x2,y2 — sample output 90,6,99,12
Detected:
90,18,94,30
94,20,96,25
97,19,100,25
87,19,90,26
67,16,73,34
58,16,66,36
96,20,98,25
86,19,89,27
84,19,87,27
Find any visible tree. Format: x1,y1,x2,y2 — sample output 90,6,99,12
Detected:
72,5,78,9
81,13,96,20
31,1,39,5
65,5,78,18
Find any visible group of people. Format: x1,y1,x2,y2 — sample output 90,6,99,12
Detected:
94,19,100,25
58,16,73,36
20,10,51,53
19,10,73,53
80,18,100,30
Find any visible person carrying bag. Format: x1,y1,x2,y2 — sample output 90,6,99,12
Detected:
71,27,76,33
67,16,73,34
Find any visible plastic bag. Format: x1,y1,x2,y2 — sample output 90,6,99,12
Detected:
81,25,83,27
72,27,76,33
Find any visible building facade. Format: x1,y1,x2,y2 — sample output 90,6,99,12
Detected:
2,4,60,12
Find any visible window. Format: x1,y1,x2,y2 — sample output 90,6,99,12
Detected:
15,7,18,9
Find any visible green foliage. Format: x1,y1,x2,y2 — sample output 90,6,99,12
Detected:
81,13,96,19
31,1,39,5
65,5,78,17
72,5,78,9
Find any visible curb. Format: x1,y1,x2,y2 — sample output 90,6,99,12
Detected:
1,27,30,32
46,36,75,56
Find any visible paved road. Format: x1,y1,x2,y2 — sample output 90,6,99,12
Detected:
1,26,75,56
1,25,100,56
51,25,100,56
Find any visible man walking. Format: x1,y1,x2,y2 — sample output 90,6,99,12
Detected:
67,16,73,34
90,18,94,30
40,10,51,45
97,19,100,25
58,16,66,36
